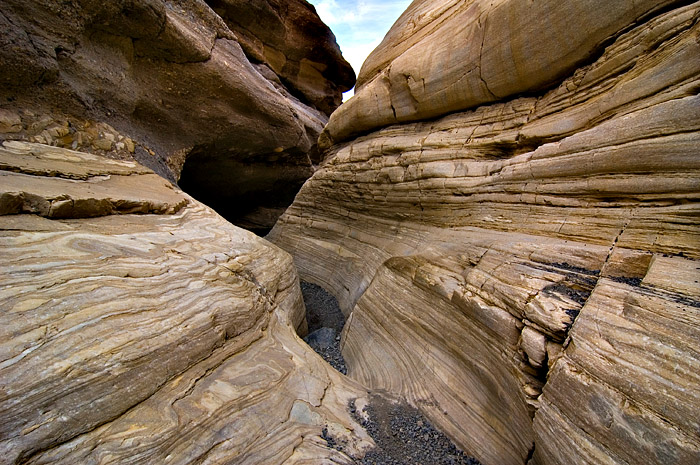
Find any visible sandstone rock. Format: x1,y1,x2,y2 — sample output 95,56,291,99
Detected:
533,274,700,465
0,0,354,231
0,109,21,133
321,0,686,146
520,326,546,369
0,143,372,464
0,141,188,217
269,2,700,464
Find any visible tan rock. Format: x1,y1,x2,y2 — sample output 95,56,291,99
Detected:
123,137,135,153
0,143,372,463
269,2,700,464
533,275,700,465
520,326,547,369
0,108,22,133
0,141,188,217
322,0,685,146
92,138,113,151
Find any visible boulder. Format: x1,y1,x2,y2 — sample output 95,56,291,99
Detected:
305,327,338,350
269,2,700,464
0,0,354,231
320,0,685,146
0,142,372,464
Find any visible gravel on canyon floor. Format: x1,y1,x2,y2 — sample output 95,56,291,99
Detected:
301,281,348,374
304,326,347,375
300,281,346,333
300,282,480,465
323,392,481,465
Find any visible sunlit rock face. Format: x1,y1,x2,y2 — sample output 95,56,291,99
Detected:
268,1,700,464
0,142,373,464
0,0,355,232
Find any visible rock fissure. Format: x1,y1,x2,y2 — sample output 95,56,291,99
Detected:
476,12,497,100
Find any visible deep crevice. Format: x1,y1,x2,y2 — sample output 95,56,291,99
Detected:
178,144,312,235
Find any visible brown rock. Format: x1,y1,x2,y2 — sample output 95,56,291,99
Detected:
208,0,355,115
0,0,354,231
0,109,22,133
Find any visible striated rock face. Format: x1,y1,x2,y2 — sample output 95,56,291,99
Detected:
269,1,700,464
0,142,372,464
0,0,354,231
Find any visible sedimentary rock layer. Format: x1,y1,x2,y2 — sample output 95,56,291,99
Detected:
0,142,372,464
321,0,687,145
0,0,354,230
269,2,700,464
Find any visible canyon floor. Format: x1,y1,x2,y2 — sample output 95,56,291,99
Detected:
301,282,481,465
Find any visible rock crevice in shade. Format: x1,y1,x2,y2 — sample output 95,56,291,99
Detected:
268,2,700,464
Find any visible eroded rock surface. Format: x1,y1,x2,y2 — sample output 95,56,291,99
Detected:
0,142,372,464
269,2,700,464
0,0,354,231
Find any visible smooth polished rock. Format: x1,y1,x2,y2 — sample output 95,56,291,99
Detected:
0,143,372,464
269,3,700,464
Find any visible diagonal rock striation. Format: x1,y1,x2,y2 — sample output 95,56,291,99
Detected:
269,1,700,464
0,142,373,464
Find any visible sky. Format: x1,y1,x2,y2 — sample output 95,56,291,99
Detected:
307,0,413,98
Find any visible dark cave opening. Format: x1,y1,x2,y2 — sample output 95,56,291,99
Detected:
178,146,314,236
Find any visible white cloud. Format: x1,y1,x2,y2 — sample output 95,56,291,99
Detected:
308,0,413,99
312,0,341,25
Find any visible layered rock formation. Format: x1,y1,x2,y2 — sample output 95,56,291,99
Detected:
0,0,354,231
0,142,372,464
269,1,700,464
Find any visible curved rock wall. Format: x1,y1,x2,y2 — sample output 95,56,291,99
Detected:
0,142,372,464
322,0,686,145
269,2,700,464
0,0,354,231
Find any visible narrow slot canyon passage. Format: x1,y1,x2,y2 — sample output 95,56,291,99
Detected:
300,281,348,375
0,0,696,463
298,281,482,465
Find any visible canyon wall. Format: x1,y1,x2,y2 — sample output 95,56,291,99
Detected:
0,141,372,464
268,1,700,464
0,0,354,231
